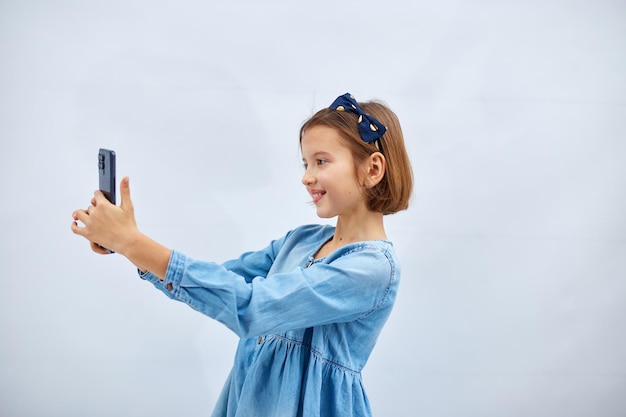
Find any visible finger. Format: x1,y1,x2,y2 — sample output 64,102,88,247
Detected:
120,176,133,211
71,219,88,236
93,190,111,206
93,189,103,200
71,208,91,236
72,209,89,223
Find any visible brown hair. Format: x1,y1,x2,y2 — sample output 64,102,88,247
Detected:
299,98,413,215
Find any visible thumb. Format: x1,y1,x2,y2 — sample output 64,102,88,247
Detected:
120,176,134,211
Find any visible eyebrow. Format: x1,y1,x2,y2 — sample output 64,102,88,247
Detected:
302,151,332,161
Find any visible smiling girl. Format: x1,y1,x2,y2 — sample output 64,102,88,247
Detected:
72,93,413,417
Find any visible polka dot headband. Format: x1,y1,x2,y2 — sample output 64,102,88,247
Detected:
329,93,387,144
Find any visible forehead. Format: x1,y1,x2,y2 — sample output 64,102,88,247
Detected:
300,125,351,157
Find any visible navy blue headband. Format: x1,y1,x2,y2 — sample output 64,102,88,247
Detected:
329,93,387,143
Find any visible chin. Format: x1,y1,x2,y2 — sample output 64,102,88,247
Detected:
316,209,336,219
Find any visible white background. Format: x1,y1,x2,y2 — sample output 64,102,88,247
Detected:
1,1,625,416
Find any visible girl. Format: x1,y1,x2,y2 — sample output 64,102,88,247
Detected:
72,93,413,417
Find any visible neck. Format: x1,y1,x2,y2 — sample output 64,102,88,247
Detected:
332,210,387,244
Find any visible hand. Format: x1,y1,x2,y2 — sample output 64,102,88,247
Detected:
71,176,139,255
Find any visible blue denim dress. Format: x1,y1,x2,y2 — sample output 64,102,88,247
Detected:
140,224,400,417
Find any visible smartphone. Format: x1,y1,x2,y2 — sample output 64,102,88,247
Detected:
97,148,116,253
98,148,116,204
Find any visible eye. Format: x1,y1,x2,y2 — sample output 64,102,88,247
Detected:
316,159,327,166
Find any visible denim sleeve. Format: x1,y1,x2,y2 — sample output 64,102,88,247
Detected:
146,244,397,338
138,231,290,298
220,234,288,283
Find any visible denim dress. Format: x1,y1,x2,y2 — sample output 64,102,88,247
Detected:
140,224,400,417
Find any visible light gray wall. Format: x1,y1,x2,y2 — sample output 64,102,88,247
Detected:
1,1,625,416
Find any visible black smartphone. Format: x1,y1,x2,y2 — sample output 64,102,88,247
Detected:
97,148,116,253
98,148,116,204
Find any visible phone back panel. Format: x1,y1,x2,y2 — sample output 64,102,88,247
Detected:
98,148,116,204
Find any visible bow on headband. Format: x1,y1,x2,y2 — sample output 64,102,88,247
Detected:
329,93,387,143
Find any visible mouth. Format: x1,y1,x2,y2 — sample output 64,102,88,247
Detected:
311,190,326,204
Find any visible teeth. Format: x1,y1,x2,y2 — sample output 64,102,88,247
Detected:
311,191,325,203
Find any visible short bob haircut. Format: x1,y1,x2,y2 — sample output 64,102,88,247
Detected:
300,98,413,215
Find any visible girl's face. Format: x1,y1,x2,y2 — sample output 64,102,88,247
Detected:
301,125,367,219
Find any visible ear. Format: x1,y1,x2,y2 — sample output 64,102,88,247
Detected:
363,152,386,187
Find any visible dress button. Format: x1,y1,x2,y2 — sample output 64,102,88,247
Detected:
257,337,263,344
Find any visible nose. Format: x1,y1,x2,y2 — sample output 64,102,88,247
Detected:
301,169,315,186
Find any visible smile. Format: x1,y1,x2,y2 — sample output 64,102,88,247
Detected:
311,191,326,204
